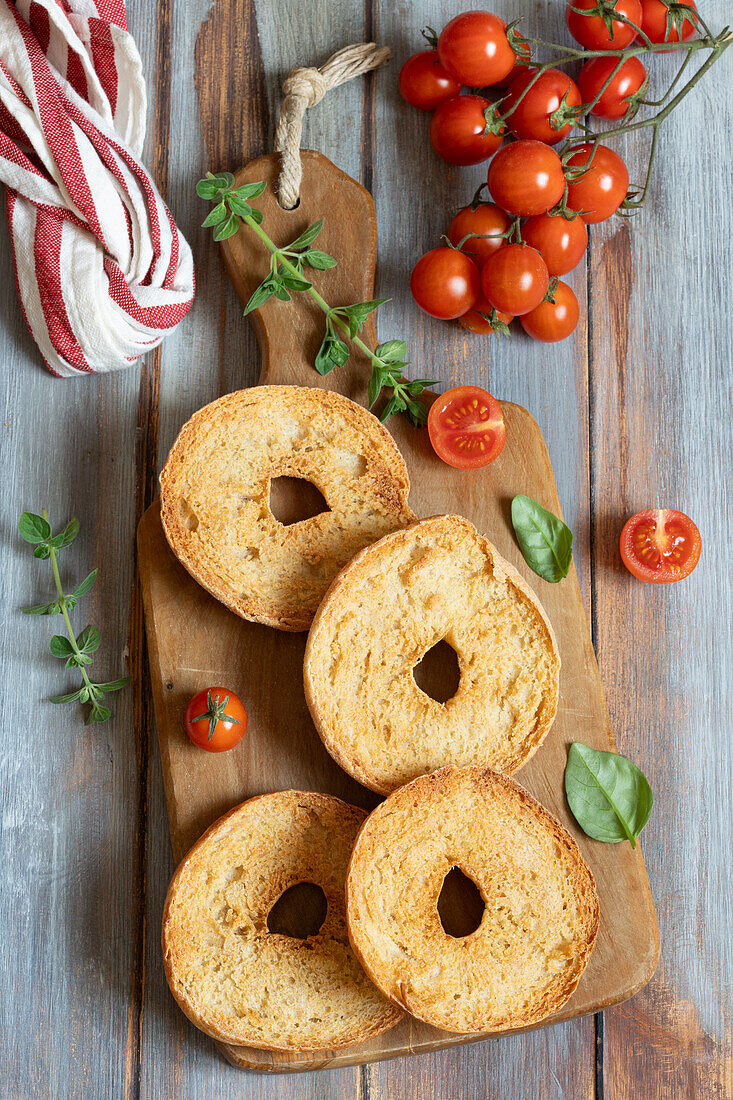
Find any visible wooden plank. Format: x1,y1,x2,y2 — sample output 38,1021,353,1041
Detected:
588,3,733,1092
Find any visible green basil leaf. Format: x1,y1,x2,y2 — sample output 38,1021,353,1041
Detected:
94,676,131,693
50,635,74,658
565,743,654,848
303,249,337,271
49,688,84,705
243,278,276,315
288,218,324,251
71,570,97,599
213,213,240,241
77,625,101,654
22,600,62,616
19,512,51,543
510,495,573,583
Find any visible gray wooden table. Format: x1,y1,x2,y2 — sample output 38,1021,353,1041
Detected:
1,1,731,1097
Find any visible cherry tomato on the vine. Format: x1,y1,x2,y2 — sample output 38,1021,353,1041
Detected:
398,50,462,111
458,293,513,335
566,0,643,49
488,140,566,217
430,95,505,166
639,0,699,47
411,247,480,319
427,385,506,469
481,243,549,316
437,11,516,87
619,509,701,583
184,687,248,753
565,143,630,223
503,68,582,145
521,212,588,276
520,280,580,342
448,202,512,267
491,32,531,91
577,55,647,120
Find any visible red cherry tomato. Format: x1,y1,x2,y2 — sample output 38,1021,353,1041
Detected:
430,95,505,166
398,50,462,111
577,55,647,119
411,247,480,319
491,33,531,91
184,687,248,753
520,281,580,342
521,212,588,276
458,293,513,335
640,0,698,47
565,143,630,223
428,385,506,469
488,140,566,217
437,11,516,87
448,202,511,267
481,243,549,316
619,509,701,583
566,0,643,49
503,68,582,144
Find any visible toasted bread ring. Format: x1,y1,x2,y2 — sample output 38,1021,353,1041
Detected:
162,790,403,1051
346,766,599,1034
304,514,560,793
160,386,415,631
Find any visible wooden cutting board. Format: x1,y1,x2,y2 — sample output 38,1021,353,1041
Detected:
137,151,659,1073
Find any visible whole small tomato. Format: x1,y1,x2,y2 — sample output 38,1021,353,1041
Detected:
566,0,643,49
640,0,698,47
437,11,516,87
520,280,580,341
448,202,511,267
430,95,505,166
398,50,462,110
184,687,248,753
521,212,588,276
481,243,549,316
458,293,513,335
491,33,531,91
620,508,701,583
565,143,630,223
488,140,566,217
411,247,481,319
503,68,582,144
428,385,506,468
577,55,647,119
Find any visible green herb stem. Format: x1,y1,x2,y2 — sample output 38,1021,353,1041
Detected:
44,510,98,702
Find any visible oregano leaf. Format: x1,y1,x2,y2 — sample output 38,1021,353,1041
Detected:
19,512,51,543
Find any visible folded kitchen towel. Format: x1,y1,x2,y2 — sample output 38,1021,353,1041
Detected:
0,0,195,376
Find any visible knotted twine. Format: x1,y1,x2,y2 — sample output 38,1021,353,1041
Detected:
274,42,390,210
0,0,194,377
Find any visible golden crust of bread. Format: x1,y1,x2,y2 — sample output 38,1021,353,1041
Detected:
346,766,599,1034
159,386,415,631
162,790,403,1051
304,514,560,793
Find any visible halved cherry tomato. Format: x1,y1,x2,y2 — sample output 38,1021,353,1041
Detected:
411,247,480,319
640,0,698,47
458,293,513,334
619,509,701,583
521,212,588,276
399,50,462,111
437,12,516,87
503,68,582,144
491,33,531,91
577,55,647,119
566,0,643,49
481,243,549,316
184,687,248,752
448,202,511,267
430,95,505,166
520,281,580,341
428,385,506,469
488,140,566,217
565,143,630,223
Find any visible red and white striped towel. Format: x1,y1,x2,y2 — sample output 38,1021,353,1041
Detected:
0,0,194,377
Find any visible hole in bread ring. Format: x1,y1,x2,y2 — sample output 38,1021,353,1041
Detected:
267,881,328,938
437,867,485,938
412,639,461,704
269,476,330,527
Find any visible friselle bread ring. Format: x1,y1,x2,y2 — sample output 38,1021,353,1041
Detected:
346,766,600,1034
162,790,403,1050
159,386,415,631
304,514,560,793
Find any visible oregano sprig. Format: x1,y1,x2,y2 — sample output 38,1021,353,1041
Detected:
197,175,438,425
19,511,130,724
